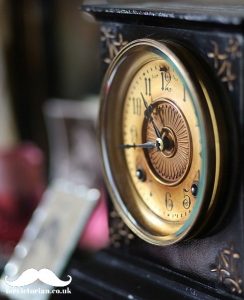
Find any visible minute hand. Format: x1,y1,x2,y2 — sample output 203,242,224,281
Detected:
140,93,161,138
120,142,156,149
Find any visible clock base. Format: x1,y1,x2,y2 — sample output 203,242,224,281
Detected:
61,249,237,300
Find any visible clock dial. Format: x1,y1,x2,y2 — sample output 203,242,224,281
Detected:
122,59,200,223
100,39,225,245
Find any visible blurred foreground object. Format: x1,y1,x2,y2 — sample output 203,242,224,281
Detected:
0,144,45,260
44,97,109,251
0,179,100,300
44,97,101,187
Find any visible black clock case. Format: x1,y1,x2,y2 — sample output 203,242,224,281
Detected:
64,3,244,300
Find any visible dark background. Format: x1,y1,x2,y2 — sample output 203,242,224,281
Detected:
1,0,100,164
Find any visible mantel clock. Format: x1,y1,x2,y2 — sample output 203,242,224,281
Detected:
73,2,244,299
100,38,227,246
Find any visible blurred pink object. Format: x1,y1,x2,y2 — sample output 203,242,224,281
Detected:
79,187,109,251
0,143,45,249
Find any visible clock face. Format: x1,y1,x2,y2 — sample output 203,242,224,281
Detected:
100,39,225,245
122,59,200,223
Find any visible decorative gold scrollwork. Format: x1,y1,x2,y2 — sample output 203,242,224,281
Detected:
109,209,134,248
208,38,241,92
101,27,128,64
211,244,242,295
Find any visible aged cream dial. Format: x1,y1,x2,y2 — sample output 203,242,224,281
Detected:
99,39,225,245
122,59,200,223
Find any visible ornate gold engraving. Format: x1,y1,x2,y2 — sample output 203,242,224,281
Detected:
211,245,243,295
207,38,241,92
226,38,242,59
101,27,128,64
109,210,135,248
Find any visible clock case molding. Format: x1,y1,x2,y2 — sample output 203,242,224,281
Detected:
64,3,244,299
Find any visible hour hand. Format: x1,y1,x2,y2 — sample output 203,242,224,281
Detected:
140,92,153,120
120,142,156,149
140,92,161,138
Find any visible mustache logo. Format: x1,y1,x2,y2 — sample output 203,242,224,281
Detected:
5,268,72,287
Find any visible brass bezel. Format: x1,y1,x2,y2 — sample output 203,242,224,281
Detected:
99,39,223,246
